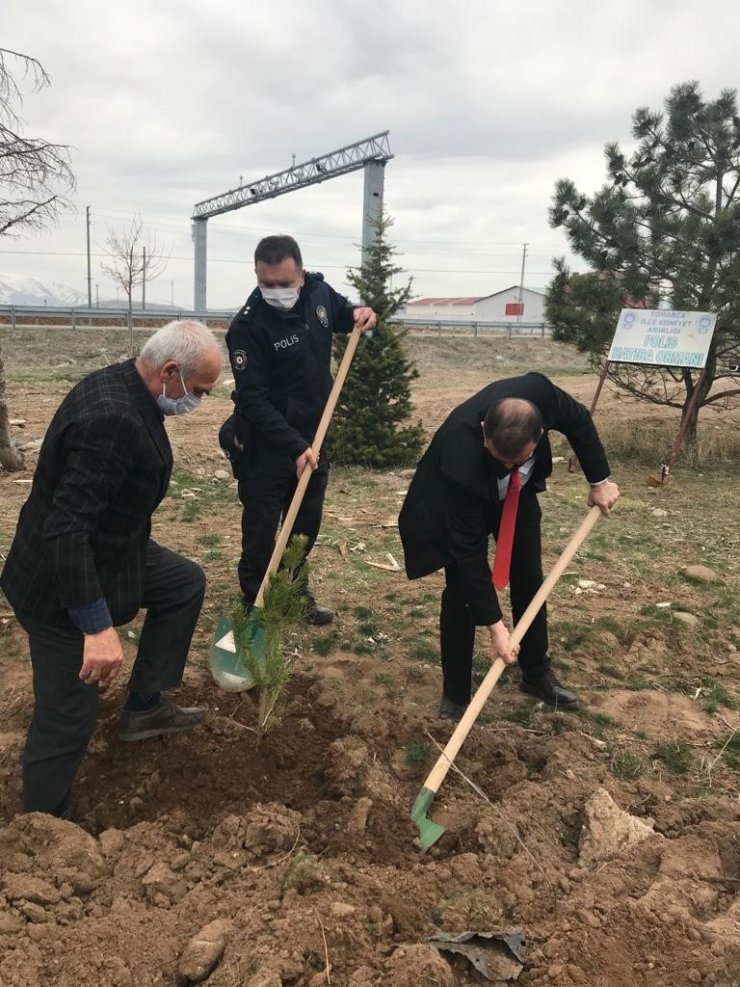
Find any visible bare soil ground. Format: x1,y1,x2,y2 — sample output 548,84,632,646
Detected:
0,329,738,987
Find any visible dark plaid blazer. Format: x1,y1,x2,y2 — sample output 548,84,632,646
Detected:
0,359,173,628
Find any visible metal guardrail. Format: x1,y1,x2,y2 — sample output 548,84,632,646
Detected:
396,317,551,336
0,305,551,336
0,305,236,330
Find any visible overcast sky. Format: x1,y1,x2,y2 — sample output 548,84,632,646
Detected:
3,0,739,310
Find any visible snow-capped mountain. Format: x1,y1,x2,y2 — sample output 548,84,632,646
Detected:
0,274,87,306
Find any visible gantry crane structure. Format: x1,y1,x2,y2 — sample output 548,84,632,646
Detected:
191,131,393,310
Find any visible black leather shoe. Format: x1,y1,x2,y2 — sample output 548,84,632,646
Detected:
303,590,334,626
520,671,579,709
439,695,469,722
119,698,206,741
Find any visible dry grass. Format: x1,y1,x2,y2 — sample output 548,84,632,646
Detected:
594,420,740,468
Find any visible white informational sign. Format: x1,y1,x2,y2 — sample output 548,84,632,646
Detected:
608,309,717,368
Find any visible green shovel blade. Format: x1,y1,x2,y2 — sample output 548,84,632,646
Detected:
411,787,447,852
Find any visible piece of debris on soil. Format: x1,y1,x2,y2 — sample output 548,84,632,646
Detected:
579,787,658,868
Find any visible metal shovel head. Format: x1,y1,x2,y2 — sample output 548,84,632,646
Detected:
411,787,447,851
208,614,261,692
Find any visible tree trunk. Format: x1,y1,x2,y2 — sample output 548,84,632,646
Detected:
681,396,700,447
128,296,134,357
0,346,25,472
679,362,714,447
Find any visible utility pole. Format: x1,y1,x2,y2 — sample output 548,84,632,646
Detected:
515,242,528,335
95,283,99,308
142,246,147,310
361,159,386,268
86,206,92,308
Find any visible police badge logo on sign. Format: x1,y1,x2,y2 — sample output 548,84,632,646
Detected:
233,349,248,372
316,304,329,328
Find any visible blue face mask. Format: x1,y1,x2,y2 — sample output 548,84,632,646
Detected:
157,370,201,416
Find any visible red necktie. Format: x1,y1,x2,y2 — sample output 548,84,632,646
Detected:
492,469,521,590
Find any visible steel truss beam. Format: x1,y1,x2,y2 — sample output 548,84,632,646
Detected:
192,131,392,220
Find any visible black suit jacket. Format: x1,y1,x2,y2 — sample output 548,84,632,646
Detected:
0,359,173,628
398,373,610,625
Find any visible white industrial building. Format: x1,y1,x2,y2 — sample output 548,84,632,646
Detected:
402,285,548,324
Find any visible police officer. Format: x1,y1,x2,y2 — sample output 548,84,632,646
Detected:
225,235,376,623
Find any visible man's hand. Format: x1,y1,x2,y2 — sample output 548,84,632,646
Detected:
588,479,620,516
353,306,377,332
79,627,124,687
295,447,319,478
488,619,519,665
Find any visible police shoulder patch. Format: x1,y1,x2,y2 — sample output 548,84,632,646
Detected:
233,349,248,372
316,304,329,328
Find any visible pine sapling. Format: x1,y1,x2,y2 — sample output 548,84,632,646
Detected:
230,535,308,739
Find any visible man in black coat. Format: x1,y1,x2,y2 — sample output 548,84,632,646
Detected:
0,320,222,817
398,372,619,720
224,235,376,624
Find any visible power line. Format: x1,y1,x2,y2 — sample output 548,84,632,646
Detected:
81,210,567,250
0,248,556,276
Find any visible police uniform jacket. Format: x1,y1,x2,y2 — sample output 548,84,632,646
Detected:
0,359,173,629
398,372,610,626
225,272,355,462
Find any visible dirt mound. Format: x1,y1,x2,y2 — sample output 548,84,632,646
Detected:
2,334,740,985
589,688,730,741
0,673,737,987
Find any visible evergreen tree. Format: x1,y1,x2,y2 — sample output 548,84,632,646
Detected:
230,536,308,739
547,81,740,443
331,213,424,467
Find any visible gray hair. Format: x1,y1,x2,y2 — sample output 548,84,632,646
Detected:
139,320,220,377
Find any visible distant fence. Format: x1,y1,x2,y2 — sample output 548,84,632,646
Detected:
397,317,551,337
0,305,235,332
0,305,551,337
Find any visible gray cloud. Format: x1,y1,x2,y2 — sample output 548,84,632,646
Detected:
3,0,740,306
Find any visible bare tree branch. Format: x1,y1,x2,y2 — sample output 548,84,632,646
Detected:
0,48,50,118
0,47,74,237
0,47,75,471
101,216,170,355
704,386,740,404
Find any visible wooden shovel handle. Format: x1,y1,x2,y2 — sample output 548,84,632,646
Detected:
424,504,603,795
254,323,364,608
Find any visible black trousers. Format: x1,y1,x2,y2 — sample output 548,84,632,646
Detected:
440,488,550,705
18,542,205,816
237,450,329,605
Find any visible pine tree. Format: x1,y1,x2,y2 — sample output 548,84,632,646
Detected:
547,81,740,444
230,535,308,739
331,213,424,467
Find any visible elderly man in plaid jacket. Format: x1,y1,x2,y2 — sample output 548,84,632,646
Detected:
1,320,222,818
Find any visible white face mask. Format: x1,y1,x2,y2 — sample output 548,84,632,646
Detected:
261,285,300,311
157,370,201,416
